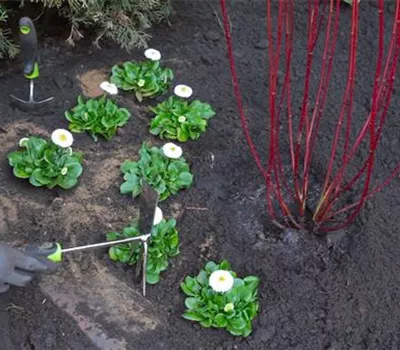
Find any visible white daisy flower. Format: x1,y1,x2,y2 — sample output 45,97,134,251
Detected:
99,81,118,95
19,137,29,147
61,167,68,176
174,84,193,99
209,270,234,293
51,129,74,148
162,142,183,159
153,206,163,225
224,303,235,312
144,48,161,61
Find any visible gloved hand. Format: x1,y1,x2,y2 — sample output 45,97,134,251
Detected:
0,243,54,293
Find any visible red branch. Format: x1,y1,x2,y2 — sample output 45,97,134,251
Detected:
220,0,400,233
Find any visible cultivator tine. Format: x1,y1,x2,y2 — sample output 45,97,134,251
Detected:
136,182,158,296
142,240,149,297
135,244,143,279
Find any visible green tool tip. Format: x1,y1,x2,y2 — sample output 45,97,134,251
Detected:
47,243,63,263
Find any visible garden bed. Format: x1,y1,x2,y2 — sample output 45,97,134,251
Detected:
1,1,400,349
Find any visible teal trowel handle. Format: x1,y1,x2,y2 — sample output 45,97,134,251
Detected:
19,17,39,79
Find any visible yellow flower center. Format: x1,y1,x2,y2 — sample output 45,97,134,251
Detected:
59,134,67,142
170,146,176,152
218,276,226,282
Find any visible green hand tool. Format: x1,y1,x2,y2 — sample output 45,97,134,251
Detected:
26,182,159,296
10,17,54,106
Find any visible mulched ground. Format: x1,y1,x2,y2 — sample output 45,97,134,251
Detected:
1,1,400,349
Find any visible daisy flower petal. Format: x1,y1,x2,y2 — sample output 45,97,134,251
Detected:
209,270,234,293
162,142,183,159
153,206,163,225
100,81,118,95
19,137,29,147
51,129,74,148
144,48,161,61
174,84,193,99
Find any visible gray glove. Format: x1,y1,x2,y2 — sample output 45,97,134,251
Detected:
0,243,52,293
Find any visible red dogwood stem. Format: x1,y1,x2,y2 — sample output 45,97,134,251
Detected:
221,0,400,232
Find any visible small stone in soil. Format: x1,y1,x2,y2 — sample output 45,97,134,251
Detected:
172,294,181,307
260,326,276,342
326,230,346,249
52,197,64,210
387,3,395,13
63,100,72,110
234,50,245,59
200,55,213,66
53,73,74,90
282,229,299,244
254,39,269,49
203,30,220,42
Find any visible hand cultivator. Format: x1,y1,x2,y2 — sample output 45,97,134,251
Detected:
25,182,158,297
10,17,54,108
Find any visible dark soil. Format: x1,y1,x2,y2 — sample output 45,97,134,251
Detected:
1,0,400,349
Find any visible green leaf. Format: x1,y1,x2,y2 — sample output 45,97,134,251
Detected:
9,136,83,189
29,174,44,187
65,162,83,178
182,311,204,322
219,260,231,270
244,276,260,291
200,318,212,328
106,217,180,285
177,172,193,187
121,160,139,174
7,151,24,167
204,261,218,273
27,137,47,159
214,314,228,328
181,282,197,297
13,165,30,179
65,96,130,141
135,91,143,102
30,169,52,185
119,142,193,201
241,324,253,338
58,177,78,190
196,270,208,286
146,272,160,284
227,327,245,337
180,261,259,335
182,276,201,295
108,247,119,261
120,180,138,195
177,128,190,142
149,96,215,142
184,297,202,310
229,316,247,330
237,286,252,302
106,232,120,241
